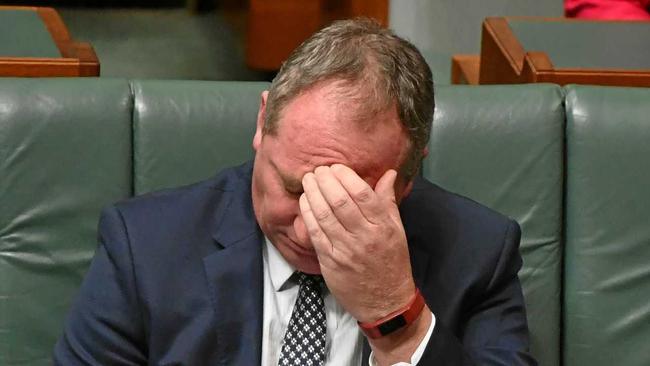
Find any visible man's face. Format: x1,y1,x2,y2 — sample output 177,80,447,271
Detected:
251,81,414,274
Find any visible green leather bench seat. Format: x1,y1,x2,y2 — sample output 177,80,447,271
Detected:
0,79,132,365
1,79,649,366
132,80,268,194
424,84,564,366
564,86,650,366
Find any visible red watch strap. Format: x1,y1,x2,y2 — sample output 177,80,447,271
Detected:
358,289,425,339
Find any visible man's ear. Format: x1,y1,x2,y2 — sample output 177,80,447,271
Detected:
252,90,269,152
397,147,427,202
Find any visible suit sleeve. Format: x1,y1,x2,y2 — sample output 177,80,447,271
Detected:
417,220,537,365
53,206,147,365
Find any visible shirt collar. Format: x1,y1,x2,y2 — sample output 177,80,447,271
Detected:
264,236,296,292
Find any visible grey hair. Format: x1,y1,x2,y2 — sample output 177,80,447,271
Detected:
263,18,434,180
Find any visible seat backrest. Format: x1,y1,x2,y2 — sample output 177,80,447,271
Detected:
131,80,268,194
423,84,565,366
0,78,133,365
563,85,650,366
0,79,570,366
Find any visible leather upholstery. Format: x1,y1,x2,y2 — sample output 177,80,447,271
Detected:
564,85,650,366
424,84,564,366
0,78,132,365
131,80,267,194
0,79,648,366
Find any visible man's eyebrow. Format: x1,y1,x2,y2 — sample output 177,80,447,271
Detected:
282,175,304,192
271,160,304,191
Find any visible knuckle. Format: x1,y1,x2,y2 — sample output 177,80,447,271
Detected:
308,226,323,239
314,208,332,222
330,196,350,210
353,187,373,203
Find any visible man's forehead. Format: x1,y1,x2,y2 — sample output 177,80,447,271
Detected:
264,80,410,183
278,128,405,175
270,150,385,188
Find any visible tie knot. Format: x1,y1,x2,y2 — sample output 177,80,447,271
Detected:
296,272,325,288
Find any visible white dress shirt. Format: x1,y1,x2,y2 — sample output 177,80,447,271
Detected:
261,238,435,366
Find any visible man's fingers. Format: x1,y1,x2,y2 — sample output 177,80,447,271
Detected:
298,193,332,257
313,166,365,232
302,172,347,238
374,169,397,204
330,164,387,224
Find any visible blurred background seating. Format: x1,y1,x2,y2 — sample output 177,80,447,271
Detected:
1,2,650,366
0,0,566,83
452,16,650,87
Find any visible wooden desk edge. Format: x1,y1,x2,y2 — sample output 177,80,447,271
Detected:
0,57,94,77
480,17,527,84
536,69,650,87
0,6,100,76
451,55,480,85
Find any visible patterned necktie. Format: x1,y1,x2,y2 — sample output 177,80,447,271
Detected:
278,272,327,366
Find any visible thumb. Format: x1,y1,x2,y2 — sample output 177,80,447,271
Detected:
374,169,397,203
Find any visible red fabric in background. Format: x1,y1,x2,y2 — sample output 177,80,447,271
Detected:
566,0,650,19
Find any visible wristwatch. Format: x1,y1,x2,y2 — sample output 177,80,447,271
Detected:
358,289,425,339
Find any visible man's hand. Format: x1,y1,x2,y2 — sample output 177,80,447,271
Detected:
299,164,415,322
300,164,432,364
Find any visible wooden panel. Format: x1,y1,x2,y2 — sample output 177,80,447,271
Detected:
451,54,480,85
478,16,650,87
246,0,388,71
479,17,526,84
325,0,388,26
0,6,99,77
246,0,322,71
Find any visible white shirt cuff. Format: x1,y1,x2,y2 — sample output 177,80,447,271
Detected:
368,311,436,366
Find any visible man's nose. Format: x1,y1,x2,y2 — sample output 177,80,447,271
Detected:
293,215,311,246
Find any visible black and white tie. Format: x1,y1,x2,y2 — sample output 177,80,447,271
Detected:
278,272,327,366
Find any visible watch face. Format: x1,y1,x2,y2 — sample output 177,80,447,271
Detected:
378,315,407,336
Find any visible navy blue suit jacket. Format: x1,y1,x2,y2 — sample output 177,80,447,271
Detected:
54,162,535,365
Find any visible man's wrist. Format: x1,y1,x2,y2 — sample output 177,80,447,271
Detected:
366,305,433,366
359,289,425,339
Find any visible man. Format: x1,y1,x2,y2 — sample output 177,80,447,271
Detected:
55,19,535,365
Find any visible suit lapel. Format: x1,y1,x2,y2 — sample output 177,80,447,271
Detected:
202,165,264,365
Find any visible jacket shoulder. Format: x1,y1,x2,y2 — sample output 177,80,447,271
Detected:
102,162,253,254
